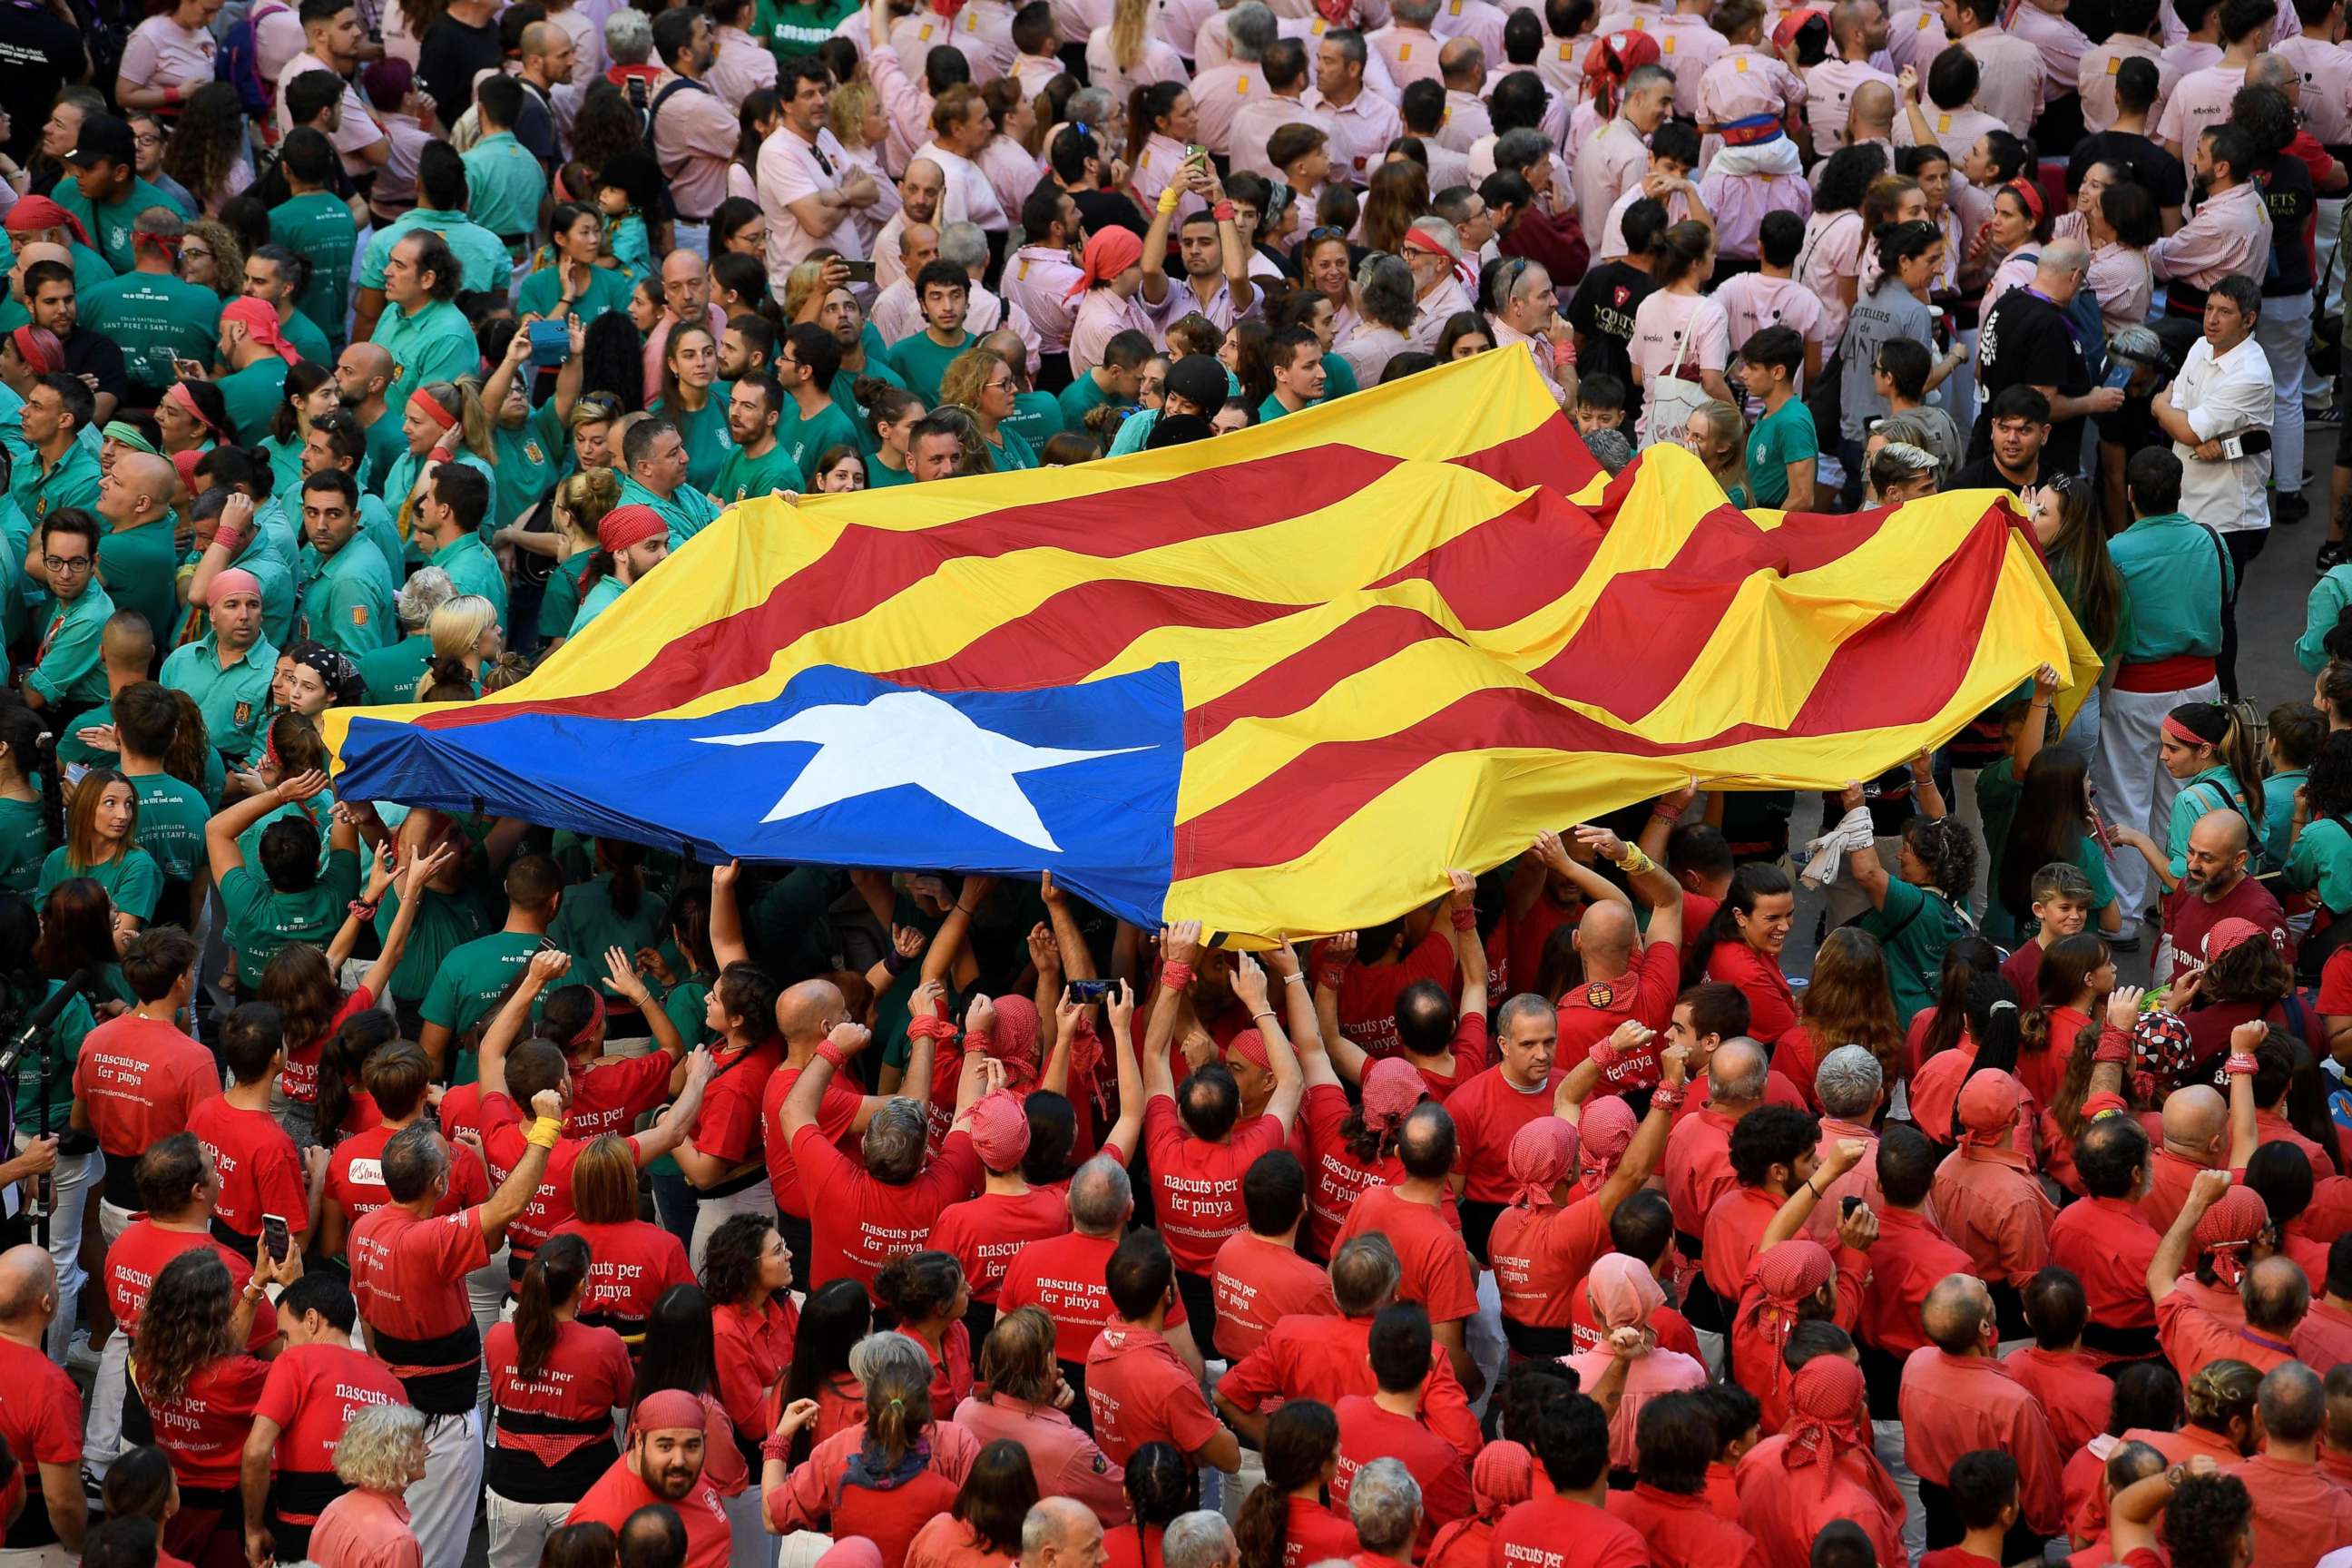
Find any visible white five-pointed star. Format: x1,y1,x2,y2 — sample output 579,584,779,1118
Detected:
693,689,1152,852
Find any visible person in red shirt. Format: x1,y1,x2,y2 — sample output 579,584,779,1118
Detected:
348,1084,568,1568
1898,1275,2066,1554
1144,925,1303,1330
1426,1439,1534,1568
2292,1231,2352,1369
128,1241,300,1567
1446,992,1568,1264
1343,1455,1426,1568
1735,1356,1906,1568
1215,1235,1481,1461
568,1389,734,1568
1329,1305,1473,1554
763,1337,977,1568
876,1249,975,1416
484,1232,637,1568
185,1004,313,1256
1313,897,1458,1063
1661,1034,1770,1313
1856,1124,1972,1416
2151,1173,2310,1382
71,926,219,1233
1489,1389,1648,1568
2131,808,2291,989
1693,866,1801,1050
1604,1390,1769,1568
546,951,690,1140
1917,1449,2022,1568
2226,1362,2352,1568
1086,1229,1241,1475
702,1211,803,1458
786,1014,990,1294
0,1245,91,1559
552,1133,696,1348
1308,874,1490,1106
2049,1112,2167,1365
1233,1399,1358,1568
1563,1192,1707,1361
1929,1068,2057,1331
1701,1103,1821,1304
91,1137,279,1481
1554,828,1687,1087
1293,1039,1424,1263
954,1305,1131,1524
1666,985,1806,1124
2003,1269,2113,1457
2107,1459,2255,1568
304,1403,430,1568
1210,1151,1339,1361
1335,1102,1483,1392
996,1153,1206,1391
239,1271,404,1566
666,959,784,1272
926,1085,1074,1338
317,1042,492,1262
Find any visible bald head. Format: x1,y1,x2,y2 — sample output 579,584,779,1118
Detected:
1849,81,1896,135
1710,1038,1769,1104
2161,1085,2229,1161
775,979,845,1045
0,1245,57,1323
1439,35,1483,84
14,241,69,279
2248,51,2296,90
2244,1256,2309,1336
662,249,705,286
2191,808,2250,860
2257,1361,2326,1445
1576,901,1638,978
1022,1497,1102,1568
111,451,176,522
2328,1365,2352,1448
1922,1274,1992,1353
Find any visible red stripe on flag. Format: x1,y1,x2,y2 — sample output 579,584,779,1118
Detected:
1187,603,1459,746
874,582,1309,691
1447,416,1602,495
413,447,1409,730
1174,513,2016,879
1367,488,1605,632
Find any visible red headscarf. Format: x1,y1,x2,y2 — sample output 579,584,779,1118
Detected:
1956,1068,2031,1169
2194,1186,2269,1288
965,1091,1032,1172
1362,1058,1426,1137
1782,1357,1902,1513
1575,1096,1637,1195
6,327,62,376
1734,1239,1834,1426
1583,30,1662,119
1426,1438,1534,1567
1066,227,1143,299
221,296,299,363
1506,1115,1578,1210
3,195,91,249
984,994,1043,1092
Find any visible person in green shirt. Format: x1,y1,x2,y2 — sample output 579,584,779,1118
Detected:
2159,701,2267,878
268,130,359,353
0,703,55,897
413,463,510,632
368,232,481,420
1839,767,1976,1030
21,509,113,715
548,841,671,988
710,373,803,505
35,768,164,927
243,246,334,370
159,569,277,769
774,323,865,479
1256,327,1328,422
1738,327,1819,510
619,419,722,547
357,566,456,702
206,767,364,992
380,384,500,566
102,681,210,900
207,299,299,446
939,345,1037,471
460,79,549,258
419,851,567,1083
650,323,734,496
479,322,584,540
356,146,514,334
885,262,980,403
290,470,397,660
569,504,670,637
1056,330,1151,431
755,0,858,62
55,113,192,274
260,364,343,511
77,210,220,394
334,342,410,486
517,206,636,328
20,375,102,526
92,450,182,649
178,483,299,652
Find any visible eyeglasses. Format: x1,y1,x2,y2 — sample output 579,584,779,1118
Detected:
44,554,92,573
985,377,1015,392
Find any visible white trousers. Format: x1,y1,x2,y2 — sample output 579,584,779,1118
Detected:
406,1407,485,1568
469,1242,511,1417
0,1546,76,1568
2094,679,2220,918
2256,290,2314,495
485,1490,576,1568
20,1141,98,1366
691,1178,776,1276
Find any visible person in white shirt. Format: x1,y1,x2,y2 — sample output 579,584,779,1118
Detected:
916,85,1014,236
1941,0,2044,135
759,59,882,293
1437,40,1493,152
704,0,777,108
1367,0,1449,92
1005,183,1085,380
1310,28,1406,186
2153,273,2272,694
1806,0,1898,157
872,221,941,344
874,159,947,292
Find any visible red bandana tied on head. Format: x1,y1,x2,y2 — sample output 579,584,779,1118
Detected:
1735,1238,1835,1424
1471,1439,1534,1514
596,504,667,554
1782,1356,1901,1511
1583,30,1661,119
984,994,1043,1092
632,1387,708,1435
165,382,225,442
965,1090,1032,1171
817,1542,884,1568
221,296,299,363
1505,1114,1579,1210
171,447,204,495
1575,1096,1637,1195
211,567,263,603
1067,227,1145,299
1362,1057,1426,1136
1226,1025,1270,1073
4,195,91,249
2193,1185,2269,1287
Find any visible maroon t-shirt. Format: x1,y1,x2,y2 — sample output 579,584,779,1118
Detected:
2162,877,2290,985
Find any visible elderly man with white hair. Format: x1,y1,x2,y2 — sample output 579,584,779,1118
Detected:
1806,1044,1886,1244
1403,216,1476,354
1348,1458,1424,1566
307,1404,431,1568
1162,1511,1240,1568
1022,1497,1108,1568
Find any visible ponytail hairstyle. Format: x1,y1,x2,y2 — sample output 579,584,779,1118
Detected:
1237,1400,1340,1568
598,838,645,919
2043,938,2115,1142
1956,974,2024,1135
1900,814,1979,906
1874,217,1943,278
419,379,496,464
1121,1442,1200,1528
161,690,211,795
314,1008,398,1147
1129,80,1185,164
669,883,716,981
2022,931,2111,1066
2167,701,2267,832
1648,220,1714,289
1682,863,1793,987
534,983,606,1055
857,1331,937,1471
514,1232,593,1382
1916,935,2001,1070
258,941,341,1064
858,378,926,446
1112,0,1155,75
270,360,335,446
872,1249,965,1330
0,701,63,847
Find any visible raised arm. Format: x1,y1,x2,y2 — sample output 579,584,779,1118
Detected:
2225,1024,2260,1169
1137,169,1181,307
207,769,330,887
1442,869,1488,1023
1838,780,1896,911
2148,1166,2234,1305
710,859,749,969
1230,953,1302,1132
1095,980,1143,1158
920,875,994,991
345,844,457,993
1143,923,1200,1103
1578,824,1683,950
477,1089,565,1250
1634,781,1700,879
478,949,573,1107
1532,829,1635,914
628,1048,715,1164
899,979,946,1111
1310,932,1369,1086
783,1021,874,1138
1763,1135,1869,1249
1595,1042,1690,1219
2012,663,2061,779
1266,942,1338,1092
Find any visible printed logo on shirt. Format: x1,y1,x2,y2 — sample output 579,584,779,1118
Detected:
233,701,252,726
1584,981,1615,1008
1399,42,1412,58
1238,74,1250,93
349,1158,385,1186
350,605,369,628
524,441,546,464
2108,55,2122,74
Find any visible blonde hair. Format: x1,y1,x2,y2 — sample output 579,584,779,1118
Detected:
828,81,877,149
555,466,621,544
333,1404,427,1493
1111,0,1150,71
936,346,1012,412
784,258,831,322
1688,398,1749,492
427,380,498,465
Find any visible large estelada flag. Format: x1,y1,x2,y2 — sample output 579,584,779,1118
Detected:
323,350,2099,944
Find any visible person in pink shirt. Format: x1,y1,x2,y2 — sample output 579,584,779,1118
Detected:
1566,1254,1710,1472
1807,4,1898,156
2077,0,2174,133
2156,0,2267,157
1945,0,2046,134
1697,1,1812,261
306,1404,430,1568
955,1307,1129,1524
903,1439,1041,1568
1577,54,1675,239
1650,0,1730,115
1366,0,1448,92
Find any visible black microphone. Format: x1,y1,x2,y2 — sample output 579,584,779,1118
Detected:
0,968,94,1083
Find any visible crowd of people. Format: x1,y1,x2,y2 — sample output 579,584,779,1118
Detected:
6,0,2352,1566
